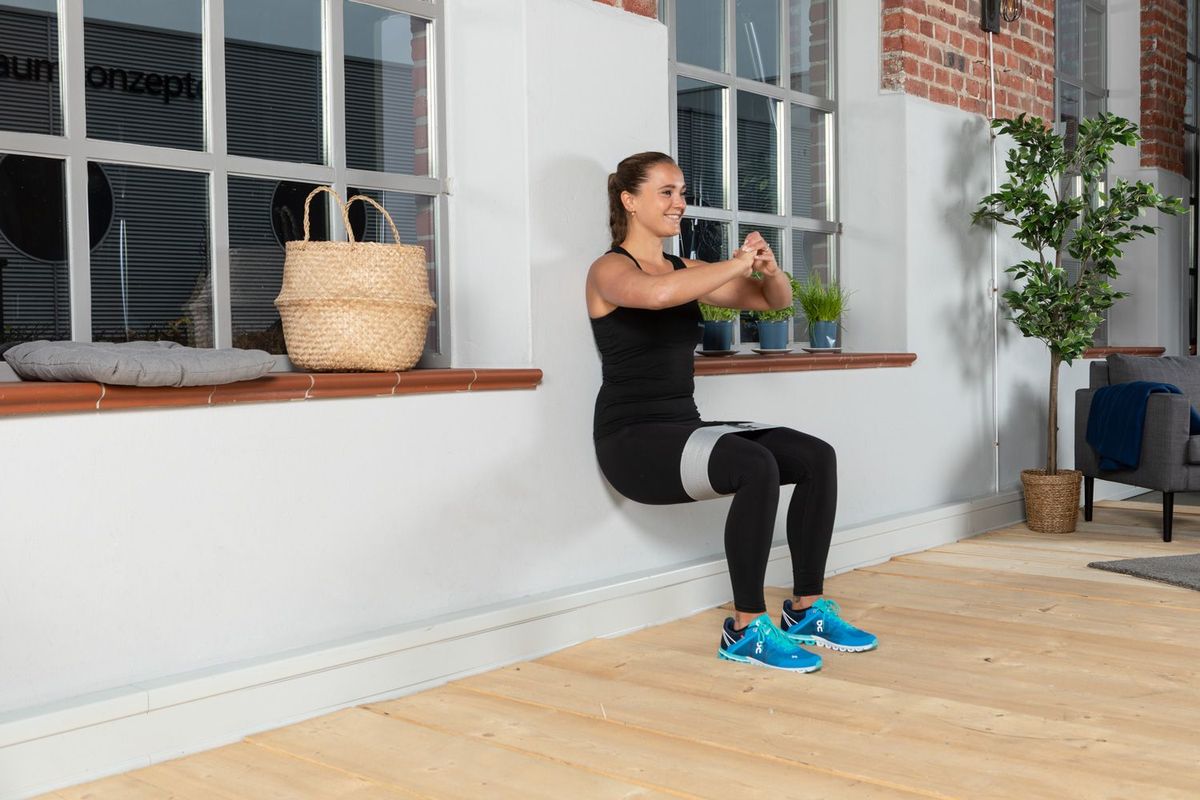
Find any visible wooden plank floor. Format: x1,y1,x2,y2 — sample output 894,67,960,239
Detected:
42,503,1200,800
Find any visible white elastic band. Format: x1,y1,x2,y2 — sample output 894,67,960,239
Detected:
679,423,777,500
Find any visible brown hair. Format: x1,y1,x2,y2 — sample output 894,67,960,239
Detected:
607,151,677,247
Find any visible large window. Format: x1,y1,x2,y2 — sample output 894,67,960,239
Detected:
0,0,447,366
1056,0,1107,344
666,0,836,345
1056,0,1106,127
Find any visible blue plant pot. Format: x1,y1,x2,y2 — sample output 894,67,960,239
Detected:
809,320,839,349
757,319,790,350
701,320,735,351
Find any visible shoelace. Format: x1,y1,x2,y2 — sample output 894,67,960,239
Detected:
813,598,843,618
752,617,800,651
811,599,858,634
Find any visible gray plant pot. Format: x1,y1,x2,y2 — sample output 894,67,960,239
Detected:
701,320,735,351
757,319,790,350
809,320,839,349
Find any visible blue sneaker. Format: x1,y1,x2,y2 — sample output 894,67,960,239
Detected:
781,598,878,653
717,614,822,672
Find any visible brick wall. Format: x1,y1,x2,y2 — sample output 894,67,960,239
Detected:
881,0,1055,121
1140,0,1187,175
592,0,657,19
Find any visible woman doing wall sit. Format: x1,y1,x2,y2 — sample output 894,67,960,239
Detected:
586,151,877,672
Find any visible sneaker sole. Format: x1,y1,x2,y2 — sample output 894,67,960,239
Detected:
717,649,822,672
787,634,877,653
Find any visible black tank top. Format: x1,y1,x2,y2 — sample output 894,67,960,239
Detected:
590,246,703,439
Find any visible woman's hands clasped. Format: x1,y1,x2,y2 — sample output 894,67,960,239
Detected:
741,231,779,277
732,244,758,277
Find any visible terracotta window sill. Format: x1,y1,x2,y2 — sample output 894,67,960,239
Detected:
694,351,917,376
0,368,543,418
1082,346,1166,358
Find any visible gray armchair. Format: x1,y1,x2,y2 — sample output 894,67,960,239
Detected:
1075,354,1200,542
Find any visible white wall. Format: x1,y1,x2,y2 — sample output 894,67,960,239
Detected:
1106,167,1190,354
445,0,533,366
838,0,908,351
0,0,1129,744
1097,0,1189,353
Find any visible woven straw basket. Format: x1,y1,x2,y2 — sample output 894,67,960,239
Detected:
1020,468,1082,534
275,186,436,371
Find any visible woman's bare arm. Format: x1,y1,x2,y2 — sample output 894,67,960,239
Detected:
689,232,792,311
587,249,756,315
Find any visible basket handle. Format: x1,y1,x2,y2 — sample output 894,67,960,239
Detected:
301,186,353,242
345,194,404,245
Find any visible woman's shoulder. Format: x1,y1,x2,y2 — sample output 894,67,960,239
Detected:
590,249,638,274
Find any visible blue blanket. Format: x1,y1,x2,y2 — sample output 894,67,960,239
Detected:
1086,381,1200,471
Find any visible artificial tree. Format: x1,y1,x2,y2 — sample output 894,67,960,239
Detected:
972,113,1184,478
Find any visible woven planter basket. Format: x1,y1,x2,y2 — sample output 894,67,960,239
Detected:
1020,468,1082,534
275,186,436,371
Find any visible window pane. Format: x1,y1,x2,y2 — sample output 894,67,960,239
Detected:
737,224,780,343
1188,60,1196,129
790,229,830,284
83,0,203,151
791,229,832,341
1059,83,1081,127
345,2,431,175
680,218,729,262
347,186,440,355
736,0,780,85
90,164,212,346
229,178,333,354
791,105,828,220
737,91,779,214
677,78,725,209
1083,6,1103,87
0,1,62,136
788,0,829,97
0,154,69,343
1084,90,1104,121
226,0,324,164
1192,0,1197,56
1057,0,1081,79
676,0,724,72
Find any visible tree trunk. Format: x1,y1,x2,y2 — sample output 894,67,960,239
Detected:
1047,352,1061,475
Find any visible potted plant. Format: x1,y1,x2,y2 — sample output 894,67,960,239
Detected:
699,302,739,352
795,273,850,349
971,113,1184,533
749,273,801,350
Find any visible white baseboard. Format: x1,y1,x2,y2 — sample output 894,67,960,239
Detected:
0,486,1104,799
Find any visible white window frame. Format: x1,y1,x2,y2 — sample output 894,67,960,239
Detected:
663,0,839,344
1054,0,1108,345
1055,0,1107,123
0,0,450,367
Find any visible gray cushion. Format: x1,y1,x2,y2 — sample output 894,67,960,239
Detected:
3,341,275,387
1190,436,1200,465
1107,354,1200,406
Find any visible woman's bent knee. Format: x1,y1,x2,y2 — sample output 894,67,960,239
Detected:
710,438,780,493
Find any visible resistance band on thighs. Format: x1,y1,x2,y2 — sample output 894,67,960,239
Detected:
679,423,778,500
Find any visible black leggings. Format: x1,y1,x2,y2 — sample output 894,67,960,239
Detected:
595,422,836,613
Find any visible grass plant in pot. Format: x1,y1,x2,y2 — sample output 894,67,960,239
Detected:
749,273,801,351
699,302,739,352
795,273,849,350
971,113,1184,533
